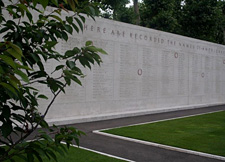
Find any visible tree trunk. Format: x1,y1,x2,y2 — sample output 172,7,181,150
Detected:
133,0,140,25
113,8,117,20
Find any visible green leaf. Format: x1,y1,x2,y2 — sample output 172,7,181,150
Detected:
64,25,73,34
67,0,76,11
66,16,73,24
30,53,41,63
64,48,80,58
0,147,6,155
78,15,85,23
98,48,107,54
0,27,10,34
70,67,82,75
92,53,102,65
39,0,49,9
0,66,4,74
85,41,92,46
40,134,53,142
65,50,74,57
53,146,65,157
1,121,13,137
72,47,81,54
84,53,94,64
17,4,28,12
66,60,75,69
2,106,11,119
64,77,71,86
8,75,20,89
33,150,43,162
49,15,63,23
16,154,27,161
61,31,68,41
74,17,83,32
15,70,29,83
72,23,79,33
46,149,58,162
6,49,22,62
40,120,49,128
86,46,107,54
86,46,98,52
88,6,96,16
38,95,48,100
51,0,58,6
48,79,59,92
17,4,31,18
26,11,33,22
27,153,34,162
55,65,64,71
79,57,91,69
55,134,64,144
0,82,17,95
70,75,82,86
16,63,32,71
44,41,58,49
74,137,79,146
0,55,16,69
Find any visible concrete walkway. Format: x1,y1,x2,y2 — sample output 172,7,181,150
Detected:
70,105,225,162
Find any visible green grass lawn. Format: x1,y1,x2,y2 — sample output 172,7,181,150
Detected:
7,145,125,162
103,111,225,157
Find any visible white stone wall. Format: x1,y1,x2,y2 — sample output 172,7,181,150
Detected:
36,9,225,125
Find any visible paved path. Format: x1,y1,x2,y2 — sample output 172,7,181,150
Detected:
69,105,225,162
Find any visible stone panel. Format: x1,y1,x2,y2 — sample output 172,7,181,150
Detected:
36,8,225,124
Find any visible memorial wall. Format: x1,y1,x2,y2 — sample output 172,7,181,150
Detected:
39,8,225,125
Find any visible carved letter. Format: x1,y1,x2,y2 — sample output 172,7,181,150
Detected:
103,28,106,33
97,27,100,32
84,24,88,30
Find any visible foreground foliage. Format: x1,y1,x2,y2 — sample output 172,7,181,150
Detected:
0,0,106,161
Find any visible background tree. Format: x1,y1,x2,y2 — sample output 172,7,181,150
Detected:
94,0,129,20
94,0,225,44
117,6,135,24
133,0,140,25
141,0,180,33
0,0,106,162
180,0,225,43
138,0,225,44
216,0,225,44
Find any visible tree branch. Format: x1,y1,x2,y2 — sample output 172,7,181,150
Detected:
43,83,66,118
2,83,67,161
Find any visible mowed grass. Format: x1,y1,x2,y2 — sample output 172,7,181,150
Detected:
7,145,125,162
103,111,225,157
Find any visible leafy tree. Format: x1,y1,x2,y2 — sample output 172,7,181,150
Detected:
139,0,225,44
180,0,225,43
141,0,180,33
94,0,129,20
117,6,135,24
0,0,106,161
216,0,225,44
